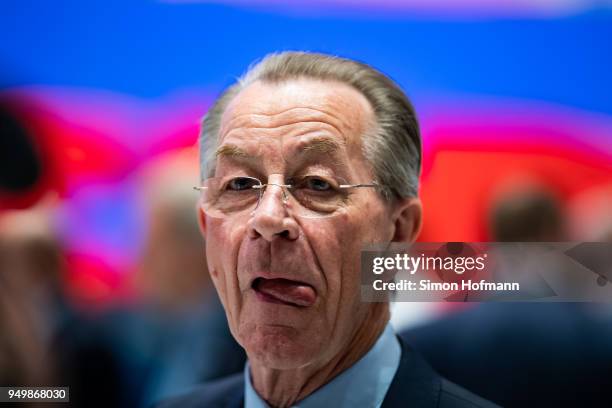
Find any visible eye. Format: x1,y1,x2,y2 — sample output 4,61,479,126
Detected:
226,177,259,191
306,177,330,191
299,176,335,192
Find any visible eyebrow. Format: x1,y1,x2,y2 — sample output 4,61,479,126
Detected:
300,137,344,155
215,144,253,159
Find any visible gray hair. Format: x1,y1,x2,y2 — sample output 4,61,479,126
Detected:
200,51,421,199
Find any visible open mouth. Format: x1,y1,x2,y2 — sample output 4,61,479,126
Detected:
251,277,316,307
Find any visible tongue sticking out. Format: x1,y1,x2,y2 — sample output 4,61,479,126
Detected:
254,278,316,307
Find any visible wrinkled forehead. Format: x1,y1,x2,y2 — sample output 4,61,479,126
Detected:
215,79,375,171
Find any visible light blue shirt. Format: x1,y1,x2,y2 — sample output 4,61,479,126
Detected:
244,323,401,408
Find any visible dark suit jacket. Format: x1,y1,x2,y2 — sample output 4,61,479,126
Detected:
156,337,499,408
401,303,612,408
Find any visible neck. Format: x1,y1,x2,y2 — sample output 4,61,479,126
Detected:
249,303,390,408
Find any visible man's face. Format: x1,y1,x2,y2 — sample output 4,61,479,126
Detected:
201,78,395,370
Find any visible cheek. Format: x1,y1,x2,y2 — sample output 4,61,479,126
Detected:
303,220,344,293
312,204,389,306
301,211,375,309
206,218,245,303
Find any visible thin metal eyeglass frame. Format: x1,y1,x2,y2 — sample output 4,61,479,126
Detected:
192,176,383,218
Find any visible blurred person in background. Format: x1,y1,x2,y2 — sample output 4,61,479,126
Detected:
0,209,66,355
0,212,55,391
401,182,612,407
136,149,221,311
488,183,567,242
0,207,125,407
0,286,51,408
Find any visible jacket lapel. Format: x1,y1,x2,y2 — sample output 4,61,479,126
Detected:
381,337,441,408
223,384,244,408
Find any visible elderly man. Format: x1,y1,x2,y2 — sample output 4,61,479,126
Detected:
158,52,497,408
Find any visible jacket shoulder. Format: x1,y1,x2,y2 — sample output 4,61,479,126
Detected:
438,378,501,408
153,373,243,408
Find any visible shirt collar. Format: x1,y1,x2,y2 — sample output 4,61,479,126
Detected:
244,323,401,408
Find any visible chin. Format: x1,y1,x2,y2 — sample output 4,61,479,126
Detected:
240,324,324,370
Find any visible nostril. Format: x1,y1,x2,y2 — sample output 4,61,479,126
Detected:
248,227,261,239
279,230,290,238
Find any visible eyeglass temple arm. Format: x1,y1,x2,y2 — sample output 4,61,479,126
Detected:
253,182,381,189
339,182,380,189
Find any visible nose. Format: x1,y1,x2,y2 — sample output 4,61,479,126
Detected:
247,180,299,242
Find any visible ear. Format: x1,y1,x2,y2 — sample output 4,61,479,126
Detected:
197,205,208,239
391,197,422,243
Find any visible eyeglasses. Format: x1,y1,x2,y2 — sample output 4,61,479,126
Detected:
194,174,380,219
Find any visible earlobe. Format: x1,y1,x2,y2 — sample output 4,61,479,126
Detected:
391,197,422,243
